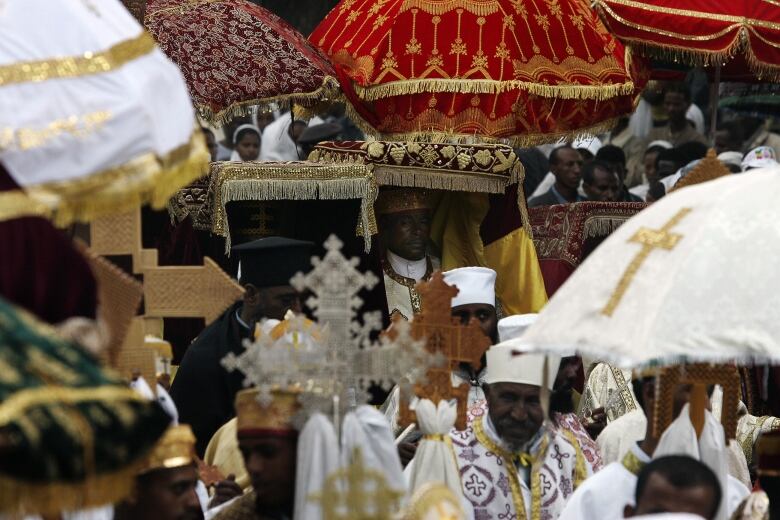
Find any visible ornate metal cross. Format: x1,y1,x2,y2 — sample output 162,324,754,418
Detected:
601,208,691,316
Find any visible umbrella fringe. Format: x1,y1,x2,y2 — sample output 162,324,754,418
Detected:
582,215,629,238
197,76,342,126
353,78,636,102
0,127,209,227
625,31,780,82
212,165,378,253
0,458,145,517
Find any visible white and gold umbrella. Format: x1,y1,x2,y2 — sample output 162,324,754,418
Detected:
511,166,780,368
0,0,208,226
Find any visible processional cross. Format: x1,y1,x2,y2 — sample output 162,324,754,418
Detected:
397,271,492,430
601,208,691,316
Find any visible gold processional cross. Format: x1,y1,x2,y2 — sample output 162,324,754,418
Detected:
601,208,691,316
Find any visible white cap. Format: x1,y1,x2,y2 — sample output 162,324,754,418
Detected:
497,314,538,343
717,151,743,170
646,140,673,150
442,267,496,308
484,343,560,390
742,146,778,171
571,135,602,156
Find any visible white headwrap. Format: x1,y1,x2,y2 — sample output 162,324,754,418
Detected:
230,124,261,162
442,267,496,308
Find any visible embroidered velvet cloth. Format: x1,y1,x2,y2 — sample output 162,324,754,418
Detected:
311,0,649,144
594,0,780,81
529,201,645,296
145,0,340,122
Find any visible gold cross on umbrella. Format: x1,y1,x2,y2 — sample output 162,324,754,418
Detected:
601,208,692,316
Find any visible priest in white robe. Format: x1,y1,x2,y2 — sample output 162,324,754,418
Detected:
559,373,749,520
446,342,595,519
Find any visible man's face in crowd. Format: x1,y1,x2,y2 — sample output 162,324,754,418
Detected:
552,148,584,191
554,357,580,391
451,303,497,343
382,210,432,261
244,284,302,322
240,436,297,512
656,159,680,180
644,151,660,183
664,92,689,125
135,465,202,520
626,473,718,519
485,382,545,450
583,167,620,202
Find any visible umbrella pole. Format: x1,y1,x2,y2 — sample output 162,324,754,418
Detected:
708,64,722,144
689,383,707,438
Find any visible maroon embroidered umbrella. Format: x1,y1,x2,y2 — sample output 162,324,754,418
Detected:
145,0,340,123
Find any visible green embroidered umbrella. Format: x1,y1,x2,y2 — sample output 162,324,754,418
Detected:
0,297,170,516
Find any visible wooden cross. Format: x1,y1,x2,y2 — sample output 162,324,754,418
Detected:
601,208,692,316
398,271,492,430
90,208,244,392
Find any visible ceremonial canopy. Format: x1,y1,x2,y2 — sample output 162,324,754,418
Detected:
311,0,648,143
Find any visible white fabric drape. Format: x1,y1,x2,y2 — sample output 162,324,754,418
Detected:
406,399,465,503
293,413,340,520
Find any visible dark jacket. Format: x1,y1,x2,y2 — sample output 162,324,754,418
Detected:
170,301,250,455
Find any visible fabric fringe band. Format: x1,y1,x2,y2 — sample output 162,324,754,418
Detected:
621,30,780,82
582,216,630,239
0,127,210,227
197,77,342,126
215,172,378,253
0,459,144,517
374,168,507,194
354,78,636,102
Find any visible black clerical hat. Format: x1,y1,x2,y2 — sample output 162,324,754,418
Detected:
232,236,314,287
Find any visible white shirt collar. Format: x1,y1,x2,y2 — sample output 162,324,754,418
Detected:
386,250,427,282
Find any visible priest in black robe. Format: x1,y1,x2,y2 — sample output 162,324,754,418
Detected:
170,236,314,455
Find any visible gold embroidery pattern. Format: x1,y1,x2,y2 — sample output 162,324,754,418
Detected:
0,33,156,87
309,140,522,194
621,449,645,476
315,0,639,101
382,257,433,314
608,365,638,419
602,208,692,316
0,111,111,152
0,127,209,227
474,416,531,519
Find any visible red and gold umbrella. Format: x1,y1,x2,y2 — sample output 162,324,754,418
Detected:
311,0,648,144
593,0,780,81
145,0,341,123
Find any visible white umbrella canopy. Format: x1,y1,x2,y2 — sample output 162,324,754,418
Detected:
513,166,780,369
0,0,208,226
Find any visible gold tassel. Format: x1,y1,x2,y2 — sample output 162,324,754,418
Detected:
0,128,209,227
0,458,145,517
354,78,636,102
197,77,342,126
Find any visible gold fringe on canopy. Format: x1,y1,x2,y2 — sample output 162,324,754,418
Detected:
0,458,145,517
208,161,378,253
354,78,637,103
595,0,780,81
196,76,343,126
0,127,210,227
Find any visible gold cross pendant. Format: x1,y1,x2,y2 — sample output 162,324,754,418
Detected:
601,208,692,316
